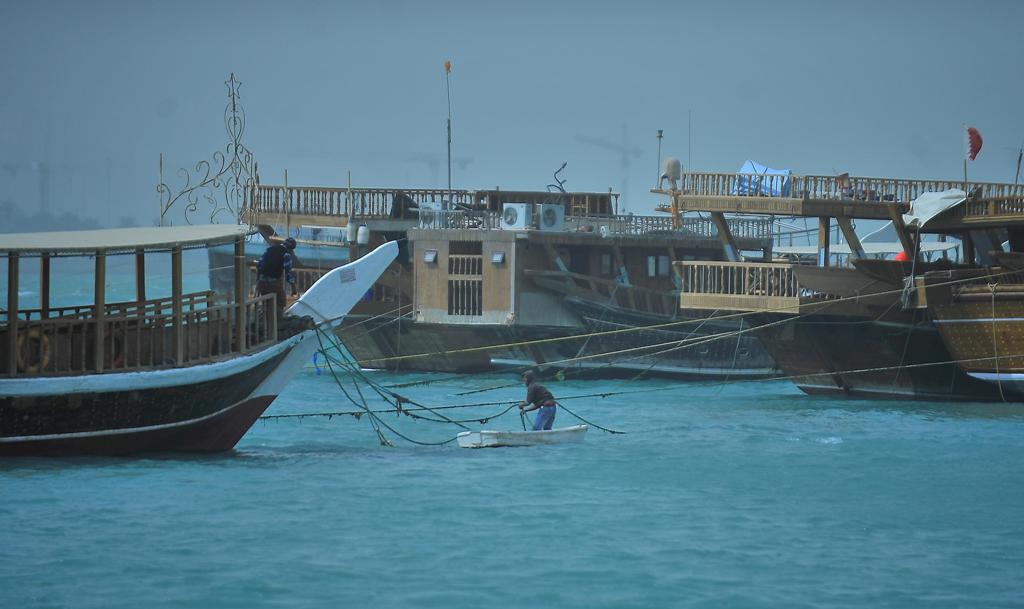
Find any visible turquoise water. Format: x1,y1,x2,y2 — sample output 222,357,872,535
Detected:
3,369,1024,608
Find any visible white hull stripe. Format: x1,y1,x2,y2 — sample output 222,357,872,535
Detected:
0,394,273,443
969,371,1024,382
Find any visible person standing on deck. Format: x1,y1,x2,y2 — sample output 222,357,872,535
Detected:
519,370,557,431
256,237,297,317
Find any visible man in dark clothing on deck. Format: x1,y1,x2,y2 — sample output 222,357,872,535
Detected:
256,237,297,317
519,370,557,431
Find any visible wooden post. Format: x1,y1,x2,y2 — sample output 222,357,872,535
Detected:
40,253,50,319
171,246,183,365
710,212,740,262
135,247,146,304
817,217,831,267
7,252,18,376
835,216,866,260
284,169,290,236
670,192,680,230
234,237,247,353
94,250,106,372
885,204,917,261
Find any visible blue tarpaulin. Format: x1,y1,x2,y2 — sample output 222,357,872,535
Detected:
734,160,792,197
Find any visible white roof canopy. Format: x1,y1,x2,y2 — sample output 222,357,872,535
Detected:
1,225,250,255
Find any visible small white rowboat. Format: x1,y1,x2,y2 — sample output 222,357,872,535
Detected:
456,425,588,448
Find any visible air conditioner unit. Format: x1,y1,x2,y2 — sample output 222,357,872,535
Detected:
501,202,533,230
418,201,443,228
537,203,565,231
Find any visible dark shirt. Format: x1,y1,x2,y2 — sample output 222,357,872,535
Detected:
257,244,295,285
525,382,555,407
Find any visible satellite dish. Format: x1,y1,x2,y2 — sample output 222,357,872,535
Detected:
659,157,683,190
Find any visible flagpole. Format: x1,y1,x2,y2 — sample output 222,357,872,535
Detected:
445,60,452,209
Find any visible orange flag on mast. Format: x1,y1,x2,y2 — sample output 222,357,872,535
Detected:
966,127,983,161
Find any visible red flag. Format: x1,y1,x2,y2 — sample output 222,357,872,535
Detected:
966,127,983,161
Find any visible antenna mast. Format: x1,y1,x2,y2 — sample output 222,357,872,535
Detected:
444,60,453,208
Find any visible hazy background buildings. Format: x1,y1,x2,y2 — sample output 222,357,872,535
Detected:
1,0,1022,229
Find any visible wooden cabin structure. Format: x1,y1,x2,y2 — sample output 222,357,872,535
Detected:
2,225,277,377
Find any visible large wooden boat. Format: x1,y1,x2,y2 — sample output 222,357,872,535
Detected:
661,169,1024,401
242,182,780,379
0,226,396,456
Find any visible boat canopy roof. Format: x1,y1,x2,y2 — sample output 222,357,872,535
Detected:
1,224,250,255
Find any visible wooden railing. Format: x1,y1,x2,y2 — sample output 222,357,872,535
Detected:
419,209,502,230
677,172,1024,203
675,260,833,313
953,196,1024,220
248,185,476,219
2,292,279,377
416,210,773,242
13,292,214,322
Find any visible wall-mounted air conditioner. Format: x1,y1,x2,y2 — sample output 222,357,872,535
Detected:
418,201,443,228
500,203,532,230
537,203,565,231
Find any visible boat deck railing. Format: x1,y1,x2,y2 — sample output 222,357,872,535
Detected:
248,185,475,220
675,172,1024,203
676,260,835,314
415,209,774,242
2,290,279,377
247,183,622,222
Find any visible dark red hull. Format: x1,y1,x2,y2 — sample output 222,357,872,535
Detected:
0,395,277,457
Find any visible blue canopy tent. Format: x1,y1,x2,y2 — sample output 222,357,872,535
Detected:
734,160,792,197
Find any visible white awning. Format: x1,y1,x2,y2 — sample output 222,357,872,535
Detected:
903,189,967,228
1,225,250,255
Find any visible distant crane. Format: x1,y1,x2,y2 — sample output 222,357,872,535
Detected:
576,123,643,209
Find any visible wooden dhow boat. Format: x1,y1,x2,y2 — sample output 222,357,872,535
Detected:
243,181,780,379
657,166,1024,401
0,225,396,456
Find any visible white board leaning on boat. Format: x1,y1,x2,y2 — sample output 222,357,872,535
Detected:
457,425,588,448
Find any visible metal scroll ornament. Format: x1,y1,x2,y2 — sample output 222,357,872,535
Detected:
157,73,257,225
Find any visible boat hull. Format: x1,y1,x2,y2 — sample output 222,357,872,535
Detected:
457,424,588,448
753,309,1003,401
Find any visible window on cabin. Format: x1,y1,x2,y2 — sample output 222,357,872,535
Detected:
600,253,613,276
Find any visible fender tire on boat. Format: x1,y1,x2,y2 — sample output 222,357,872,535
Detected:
16,328,51,374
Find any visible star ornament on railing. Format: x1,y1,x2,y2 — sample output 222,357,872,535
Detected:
225,73,242,101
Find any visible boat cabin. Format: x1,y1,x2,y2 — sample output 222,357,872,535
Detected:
2,225,278,377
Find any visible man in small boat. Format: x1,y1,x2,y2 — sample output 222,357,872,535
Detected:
256,237,297,317
519,370,557,431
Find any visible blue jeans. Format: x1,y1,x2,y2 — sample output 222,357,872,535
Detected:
532,405,556,431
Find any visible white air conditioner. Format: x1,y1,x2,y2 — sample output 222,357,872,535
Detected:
500,202,533,230
537,203,565,231
418,201,443,228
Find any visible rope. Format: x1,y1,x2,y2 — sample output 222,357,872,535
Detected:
990,282,1008,402
556,401,626,434
344,266,1024,368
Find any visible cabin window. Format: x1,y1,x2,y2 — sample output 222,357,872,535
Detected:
647,255,670,277
448,241,483,316
600,253,613,276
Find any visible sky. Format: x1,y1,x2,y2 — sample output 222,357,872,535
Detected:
2,0,1023,227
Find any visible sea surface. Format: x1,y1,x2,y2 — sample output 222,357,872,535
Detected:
3,368,1024,609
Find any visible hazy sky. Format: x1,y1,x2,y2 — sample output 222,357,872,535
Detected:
2,0,1023,226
